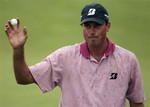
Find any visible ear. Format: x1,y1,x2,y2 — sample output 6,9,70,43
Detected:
106,22,111,32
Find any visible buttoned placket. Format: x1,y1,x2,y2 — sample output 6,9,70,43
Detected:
97,55,107,78
89,54,107,76
89,54,108,89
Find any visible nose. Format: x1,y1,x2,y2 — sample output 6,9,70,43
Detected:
89,26,95,35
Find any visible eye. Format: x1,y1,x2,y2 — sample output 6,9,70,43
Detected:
94,23,102,28
84,23,90,29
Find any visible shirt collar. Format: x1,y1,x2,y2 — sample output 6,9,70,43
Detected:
80,38,115,59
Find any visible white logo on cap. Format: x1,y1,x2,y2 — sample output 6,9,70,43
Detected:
88,8,96,16
104,14,109,18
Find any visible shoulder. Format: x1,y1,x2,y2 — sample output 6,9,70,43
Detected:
55,43,80,55
47,43,81,59
113,45,139,64
114,45,136,58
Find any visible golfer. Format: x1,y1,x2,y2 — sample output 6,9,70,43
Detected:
5,3,145,107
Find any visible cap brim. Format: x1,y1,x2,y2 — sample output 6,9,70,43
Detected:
80,17,105,25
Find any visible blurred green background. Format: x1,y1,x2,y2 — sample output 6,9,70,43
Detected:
0,0,149,107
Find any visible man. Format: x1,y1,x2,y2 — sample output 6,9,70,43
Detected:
5,3,145,107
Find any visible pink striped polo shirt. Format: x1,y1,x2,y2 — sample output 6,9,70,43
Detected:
29,38,145,107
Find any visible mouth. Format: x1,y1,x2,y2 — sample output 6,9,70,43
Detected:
88,36,98,39
88,37,98,42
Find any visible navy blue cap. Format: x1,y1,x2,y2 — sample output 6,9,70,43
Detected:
80,3,109,25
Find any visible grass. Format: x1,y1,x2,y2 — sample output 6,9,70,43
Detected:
0,0,149,107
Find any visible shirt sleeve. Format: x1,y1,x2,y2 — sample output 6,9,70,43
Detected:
29,49,63,93
126,54,146,103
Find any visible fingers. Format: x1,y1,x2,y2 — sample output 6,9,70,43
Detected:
5,18,21,35
5,18,27,38
16,18,20,29
5,26,9,37
5,24,15,40
6,18,20,31
8,20,15,30
23,27,28,36
5,20,15,37
5,24,11,37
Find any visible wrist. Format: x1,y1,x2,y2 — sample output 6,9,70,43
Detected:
13,46,25,60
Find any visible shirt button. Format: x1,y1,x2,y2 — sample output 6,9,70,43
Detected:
97,74,102,79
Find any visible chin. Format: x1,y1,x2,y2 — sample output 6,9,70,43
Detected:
89,42,101,48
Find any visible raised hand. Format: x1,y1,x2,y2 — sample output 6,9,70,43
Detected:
5,18,28,49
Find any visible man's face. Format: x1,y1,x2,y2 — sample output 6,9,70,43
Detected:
82,21,110,48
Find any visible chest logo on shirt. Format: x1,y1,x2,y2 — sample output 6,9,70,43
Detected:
110,73,118,79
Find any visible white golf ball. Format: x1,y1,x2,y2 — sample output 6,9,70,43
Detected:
10,18,18,26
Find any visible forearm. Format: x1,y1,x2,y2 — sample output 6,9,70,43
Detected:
130,102,145,107
13,46,34,84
